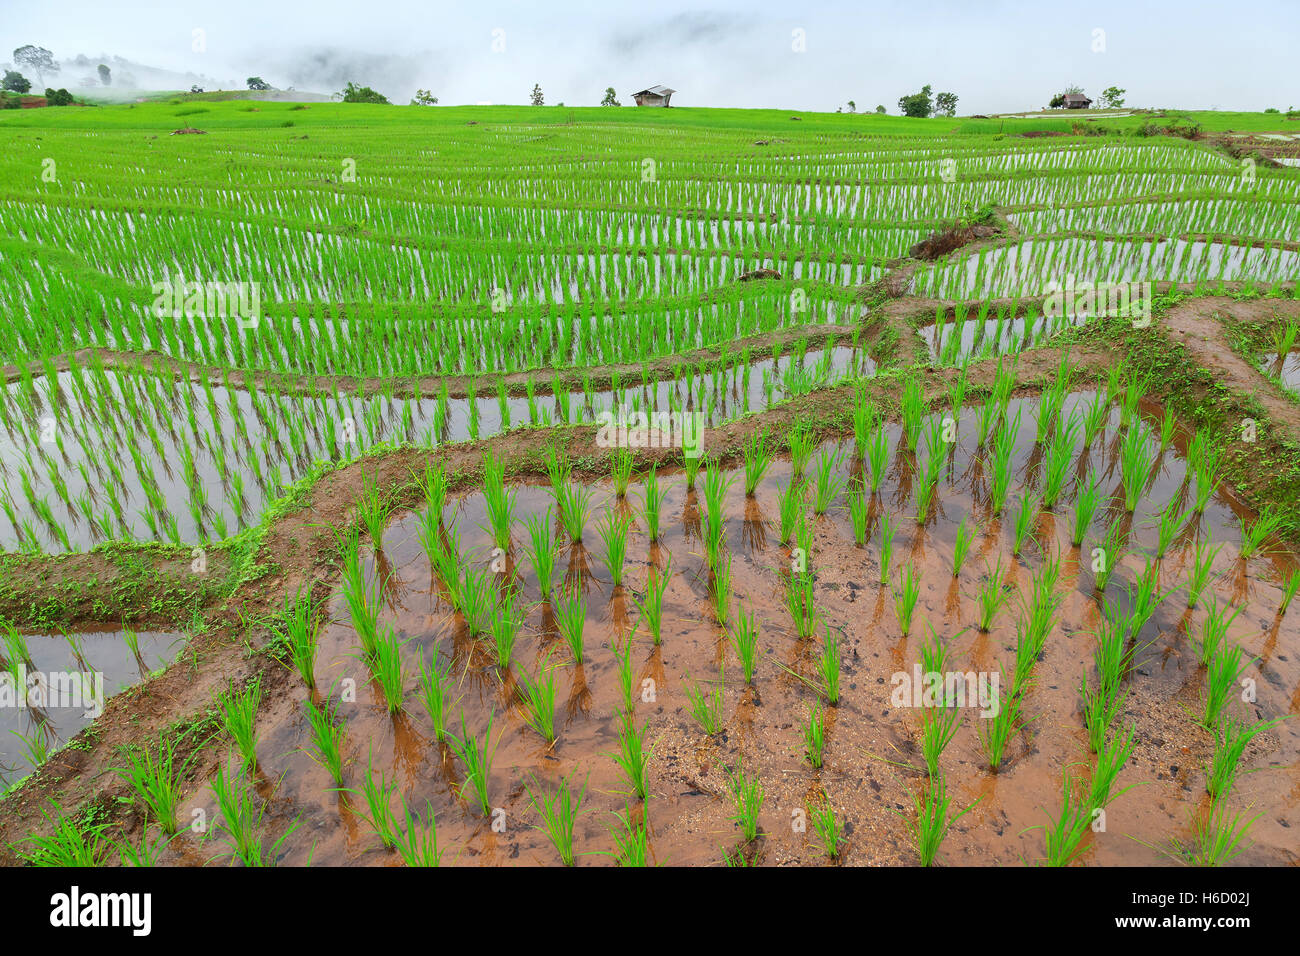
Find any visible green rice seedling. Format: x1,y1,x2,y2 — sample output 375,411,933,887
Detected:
725,764,766,842
795,513,814,570
1011,489,1041,556
457,564,495,639
975,557,1011,632
907,773,979,867
788,421,815,480
878,512,895,585
524,510,558,598
554,584,587,659
1089,723,1137,810
448,709,499,815
481,455,518,551
1093,518,1127,592
921,706,961,779
818,625,842,705
544,446,571,501
852,387,878,460
777,479,804,546
393,795,444,867
1191,440,1221,513
611,447,634,498
114,739,184,836
847,482,869,545
978,678,1021,771
1125,560,1167,636
1083,683,1128,754
349,752,399,849
210,766,298,867
1275,316,1300,357
218,677,261,770
1070,474,1100,547
812,447,845,515
613,634,636,715
1094,604,1142,697
639,466,667,543
893,562,922,637
276,588,321,689
604,805,650,866
527,772,588,865
417,650,453,744
1158,405,1177,451
742,431,772,496
1239,506,1284,560
787,569,818,640
683,451,703,493
1083,390,1110,446
339,530,382,658
517,655,558,743
685,668,725,735
17,804,109,867
608,717,652,800
1035,774,1092,867
597,510,631,587
900,376,926,451
809,797,841,860
488,589,522,670
426,519,463,603
1198,598,1242,667
304,696,346,785
634,558,671,646
1280,569,1300,614
1203,644,1250,728
367,626,407,713
1207,716,1288,799
711,552,734,625
804,703,826,769
1183,542,1219,612
988,408,1021,516
1041,413,1081,509
952,517,975,576
865,423,890,493
358,471,391,549
976,390,999,447
557,481,594,543
1119,423,1155,512
421,460,448,522
1190,802,1261,867
730,605,760,684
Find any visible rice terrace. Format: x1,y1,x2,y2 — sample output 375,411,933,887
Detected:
1,8,1299,887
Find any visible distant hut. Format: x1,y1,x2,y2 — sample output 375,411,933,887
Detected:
632,84,676,107
1064,92,1093,109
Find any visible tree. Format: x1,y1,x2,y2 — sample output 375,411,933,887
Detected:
246,76,271,91
44,87,74,106
875,104,885,114
530,83,544,106
897,84,933,118
97,64,111,86
934,92,958,117
601,87,620,107
411,89,439,105
13,45,58,88
339,81,389,104
2,70,31,94
846,100,855,113
1048,93,1066,109
1101,86,1126,108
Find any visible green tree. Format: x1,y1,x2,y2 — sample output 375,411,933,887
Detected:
601,86,620,106
898,84,933,118
411,89,438,105
846,99,855,113
1101,86,1126,108
2,70,31,94
934,91,958,117
530,83,544,106
875,104,885,114
1048,92,1066,109
13,45,58,88
340,81,389,104
97,64,111,86
246,76,271,91
44,87,74,106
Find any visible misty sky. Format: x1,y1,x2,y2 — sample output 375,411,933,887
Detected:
2,0,1295,113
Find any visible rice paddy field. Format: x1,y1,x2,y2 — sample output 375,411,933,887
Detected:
1,100,1299,869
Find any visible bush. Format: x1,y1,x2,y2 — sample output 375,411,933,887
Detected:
3,70,31,94
340,81,389,104
44,87,74,106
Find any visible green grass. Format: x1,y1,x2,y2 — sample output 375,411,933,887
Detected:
527,772,587,866
304,695,346,785
730,604,760,684
217,677,261,770
907,773,979,867
725,764,766,843
448,709,499,815
114,738,185,835
684,668,726,735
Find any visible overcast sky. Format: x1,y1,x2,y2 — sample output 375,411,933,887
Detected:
2,0,1294,113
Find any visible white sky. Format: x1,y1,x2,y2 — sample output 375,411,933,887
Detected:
1,0,1294,112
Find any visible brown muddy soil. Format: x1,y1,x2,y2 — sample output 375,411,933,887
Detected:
101,392,1300,866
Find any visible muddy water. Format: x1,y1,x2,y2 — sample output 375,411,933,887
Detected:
0,629,183,789
165,391,1298,865
0,346,871,553
918,312,1090,363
